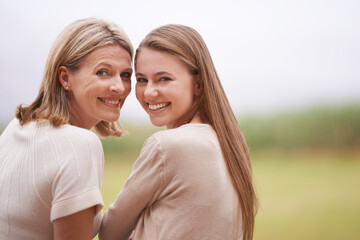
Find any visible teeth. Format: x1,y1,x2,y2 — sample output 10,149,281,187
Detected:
149,103,169,110
99,98,120,105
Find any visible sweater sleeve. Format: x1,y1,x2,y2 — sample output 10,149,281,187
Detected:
99,135,164,240
50,129,104,222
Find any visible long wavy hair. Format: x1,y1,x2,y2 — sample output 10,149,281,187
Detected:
135,24,258,239
16,17,133,137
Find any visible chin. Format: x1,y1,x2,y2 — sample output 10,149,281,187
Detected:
102,114,120,123
150,119,166,128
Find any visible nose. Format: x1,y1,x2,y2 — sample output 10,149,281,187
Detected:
109,75,125,94
143,82,158,99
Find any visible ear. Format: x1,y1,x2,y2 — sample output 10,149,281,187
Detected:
58,66,71,90
194,75,201,96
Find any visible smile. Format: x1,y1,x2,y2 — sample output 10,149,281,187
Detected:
148,102,170,110
98,97,120,105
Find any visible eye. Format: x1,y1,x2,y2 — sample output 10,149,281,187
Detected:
96,70,108,76
159,77,171,81
136,78,148,83
121,72,132,79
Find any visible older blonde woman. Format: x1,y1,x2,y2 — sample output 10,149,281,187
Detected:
0,18,133,240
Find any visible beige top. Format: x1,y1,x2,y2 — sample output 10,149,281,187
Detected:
100,123,242,240
0,119,104,239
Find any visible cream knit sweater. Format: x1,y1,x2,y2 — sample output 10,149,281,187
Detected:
0,119,104,239
100,123,242,240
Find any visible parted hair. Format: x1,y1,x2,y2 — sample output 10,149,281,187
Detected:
135,24,258,240
16,17,133,137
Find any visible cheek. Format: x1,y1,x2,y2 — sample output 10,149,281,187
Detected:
124,82,132,96
70,71,91,88
72,79,98,99
180,83,196,103
135,85,144,101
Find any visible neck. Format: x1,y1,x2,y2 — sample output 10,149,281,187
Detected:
68,105,97,130
167,110,204,129
189,111,203,124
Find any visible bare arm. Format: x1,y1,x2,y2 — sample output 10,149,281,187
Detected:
53,206,96,240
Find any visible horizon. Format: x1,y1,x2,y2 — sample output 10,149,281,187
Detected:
1,0,359,126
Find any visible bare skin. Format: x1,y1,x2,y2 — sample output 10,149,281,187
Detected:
53,207,96,240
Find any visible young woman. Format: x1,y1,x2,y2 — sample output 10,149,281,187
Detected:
100,24,258,240
0,18,133,240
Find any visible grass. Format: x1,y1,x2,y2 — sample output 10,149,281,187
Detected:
240,104,360,150
252,150,360,240
101,153,137,207
95,149,360,240
2,104,359,239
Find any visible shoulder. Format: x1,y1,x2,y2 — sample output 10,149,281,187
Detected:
150,123,218,153
0,118,20,135
2,119,102,150
153,123,216,141
62,124,101,144
35,121,103,155
59,124,103,154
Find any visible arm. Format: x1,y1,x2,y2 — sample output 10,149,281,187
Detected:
99,191,141,240
51,129,105,238
99,136,164,240
53,206,96,240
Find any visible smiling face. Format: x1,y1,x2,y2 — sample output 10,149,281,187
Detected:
59,44,132,129
135,48,200,129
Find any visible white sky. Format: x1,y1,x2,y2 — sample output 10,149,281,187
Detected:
0,0,359,125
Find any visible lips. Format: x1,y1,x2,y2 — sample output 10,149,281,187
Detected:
98,97,120,106
148,102,170,110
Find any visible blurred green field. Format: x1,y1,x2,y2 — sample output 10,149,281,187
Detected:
240,104,360,150
251,150,360,240
97,149,360,240
96,104,360,239
2,104,359,239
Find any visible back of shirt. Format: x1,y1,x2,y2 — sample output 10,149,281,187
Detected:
101,123,242,240
0,119,104,240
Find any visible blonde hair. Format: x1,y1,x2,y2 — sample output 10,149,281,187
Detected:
16,17,133,137
135,25,258,240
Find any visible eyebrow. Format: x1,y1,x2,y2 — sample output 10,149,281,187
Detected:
123,67,133,73
94,62,112,69
95,62,133,72
135,72,145,77
135,71,174,77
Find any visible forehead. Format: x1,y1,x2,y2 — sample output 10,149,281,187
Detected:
136,48,187,73
83,44,132,66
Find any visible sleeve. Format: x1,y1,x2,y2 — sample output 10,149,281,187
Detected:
99,135,165,240
50,130,104,223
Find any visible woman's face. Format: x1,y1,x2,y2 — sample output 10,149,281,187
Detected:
60,44,132,129
135,48,199,129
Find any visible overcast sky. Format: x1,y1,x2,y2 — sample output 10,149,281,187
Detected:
0,0,359,125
